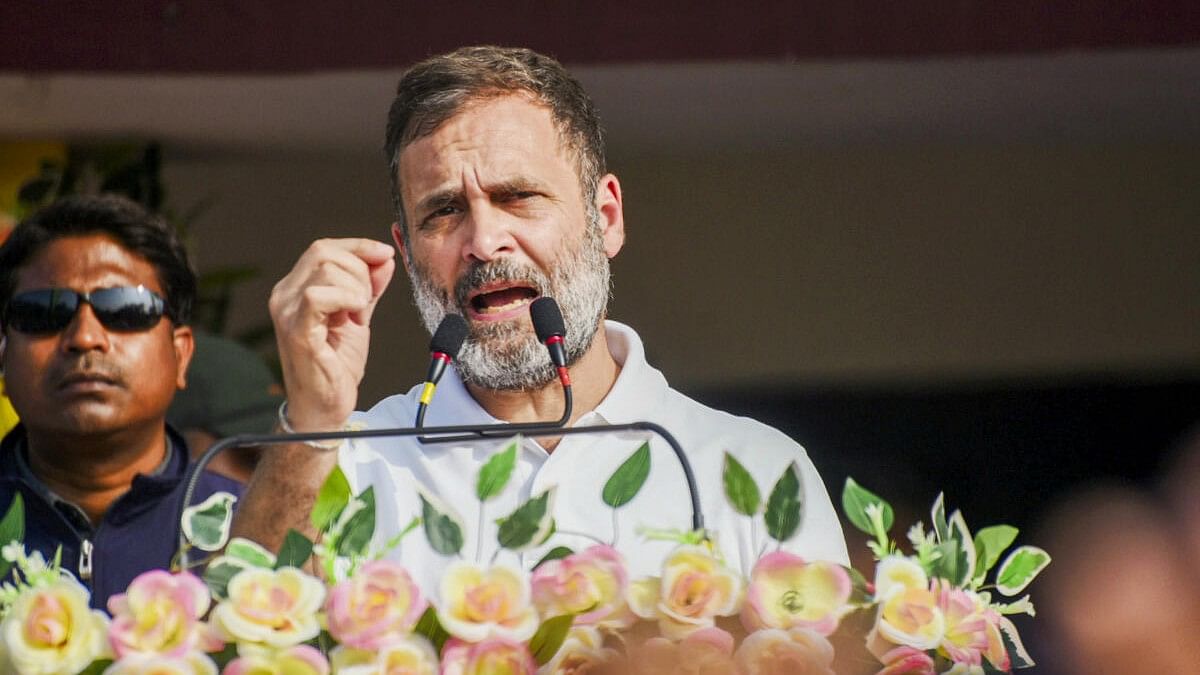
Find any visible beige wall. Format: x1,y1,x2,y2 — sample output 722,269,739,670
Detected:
165,142,1200,407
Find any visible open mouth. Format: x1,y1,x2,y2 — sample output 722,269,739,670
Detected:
467,283,539,318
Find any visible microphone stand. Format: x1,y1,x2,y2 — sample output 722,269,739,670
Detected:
416,384,573,444
178,419,703,569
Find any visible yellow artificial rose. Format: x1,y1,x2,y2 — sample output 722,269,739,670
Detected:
210,568,325,648
628,545,742,640
869,556,945,653
1,577,112,675
437,562,539,643
329,635,438,675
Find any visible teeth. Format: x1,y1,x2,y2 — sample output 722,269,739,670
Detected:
480,297,530,314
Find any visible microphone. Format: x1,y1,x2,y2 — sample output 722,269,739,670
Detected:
414,314,469,427
418,297,572,444
530,297,570,388
178,418,705,568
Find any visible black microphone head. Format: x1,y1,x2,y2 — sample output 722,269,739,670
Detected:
530,297,566,343
429,314,469,357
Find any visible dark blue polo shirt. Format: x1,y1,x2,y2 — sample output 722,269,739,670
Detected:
0,424,243,610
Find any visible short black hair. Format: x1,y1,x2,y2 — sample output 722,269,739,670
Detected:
0,194,196,325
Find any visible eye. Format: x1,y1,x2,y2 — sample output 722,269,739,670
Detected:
419,205,461,229
498,190,541,205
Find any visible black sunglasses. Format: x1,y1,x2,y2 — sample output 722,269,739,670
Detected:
3,286,174,334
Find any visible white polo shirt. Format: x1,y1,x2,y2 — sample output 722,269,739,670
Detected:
341,321,848,592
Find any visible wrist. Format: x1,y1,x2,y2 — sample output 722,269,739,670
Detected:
277,400,345,450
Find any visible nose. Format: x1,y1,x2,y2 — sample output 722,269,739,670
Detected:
461,201,516,264
59,304,111,354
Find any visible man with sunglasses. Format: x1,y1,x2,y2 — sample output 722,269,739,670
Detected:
0,195,242,608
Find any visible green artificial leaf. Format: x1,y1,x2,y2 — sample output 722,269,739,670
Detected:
841,478,893,537
181,491,237,552
497,488,556,551
996,546,1051,596
765,462,804,543
948,510,976,586
311,466,353,532
602,443,651,508
722,452,761,516
207,642,239,670
336,487,377,558
203,558,250,600
420,490,464,556
931,538,964,586
973,525,1019,582
413,606,451,653
76,659,114,675
225,537,276,569
931,492,949,543
998,615,1035,668
0,494,26,579
529,613,575,666
532,546,575,570
275,530,315,569
0,493,25,545
845,565,873,606
477,440,519,501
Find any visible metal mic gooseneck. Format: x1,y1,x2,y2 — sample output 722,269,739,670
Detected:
177,420,704,569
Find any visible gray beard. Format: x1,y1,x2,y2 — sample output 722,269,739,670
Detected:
408,220,611,391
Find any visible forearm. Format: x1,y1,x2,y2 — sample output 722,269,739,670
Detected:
234,238,394,552
229,443,340,552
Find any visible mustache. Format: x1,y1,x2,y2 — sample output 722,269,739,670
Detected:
453,259,550,308
50,354,124,386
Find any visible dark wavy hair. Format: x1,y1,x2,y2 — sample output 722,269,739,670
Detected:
384,46,607,251
0,194,196,326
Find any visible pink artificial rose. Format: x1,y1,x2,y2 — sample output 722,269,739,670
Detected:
531,545,632,628
627,545,742,640
107,570,224,659
741,552,852,636
734,627,836,675
437,562,539,643
210,567,325,648
1,577,111,674
440,637,537,675
326,559,427,650
980,608,1011,671
876,646,936,675
935,580,989,668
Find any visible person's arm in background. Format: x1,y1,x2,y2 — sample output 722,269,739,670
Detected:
230,238,395,551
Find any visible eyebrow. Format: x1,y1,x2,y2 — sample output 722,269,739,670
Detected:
415,189,461,217
414,177,547,216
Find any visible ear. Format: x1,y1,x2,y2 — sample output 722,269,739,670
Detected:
595,173,625,258
172,325,195,390
391,222,413,275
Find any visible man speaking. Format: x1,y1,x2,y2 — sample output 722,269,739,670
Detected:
235,46,847,585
